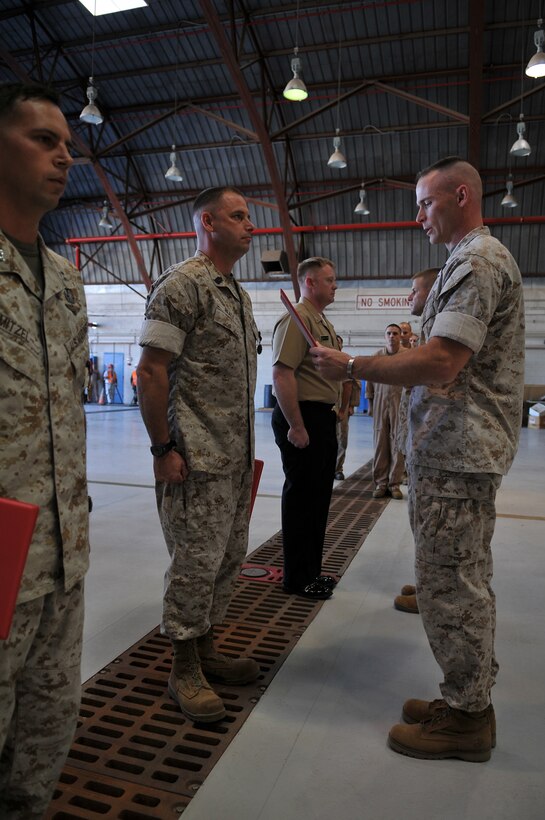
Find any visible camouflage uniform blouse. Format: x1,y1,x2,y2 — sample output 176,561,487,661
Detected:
0,231,89,603
139,251,258,474
407,227,525,475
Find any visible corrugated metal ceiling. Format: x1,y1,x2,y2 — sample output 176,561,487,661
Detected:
1,0,544,284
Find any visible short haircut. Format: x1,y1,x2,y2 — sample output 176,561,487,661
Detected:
412,267,440,290
415,156,483,200
415,155,465,182
297,256,335,284
385,323,401,333
0,82,60,121
192,186,245,216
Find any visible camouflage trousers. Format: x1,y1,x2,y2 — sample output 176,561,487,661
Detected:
407,463,502,712
335,415,349,473
0,580,84,819
156,469,253,641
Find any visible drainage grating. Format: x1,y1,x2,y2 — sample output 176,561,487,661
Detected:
47,461,385,819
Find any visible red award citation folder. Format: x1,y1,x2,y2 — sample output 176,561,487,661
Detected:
0,497,39,640
280,289,317,347
250,459,264,517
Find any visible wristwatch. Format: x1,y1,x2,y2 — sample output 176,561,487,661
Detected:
346,357,356,378
150,440,176,457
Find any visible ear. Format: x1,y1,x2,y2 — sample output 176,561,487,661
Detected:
201,209,214,233
456,184,468,206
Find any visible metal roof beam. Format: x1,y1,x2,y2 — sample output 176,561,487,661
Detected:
373,82,469,124
188,105,258,141
98,103,191,156
483,82,545,121
272,80,374,139
200,0,299,296
468,0,485,168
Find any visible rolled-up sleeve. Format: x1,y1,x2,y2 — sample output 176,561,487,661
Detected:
429,311,486,353
139,318,186,355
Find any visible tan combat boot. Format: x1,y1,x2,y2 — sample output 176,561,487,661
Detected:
388,704,492,762
402,697,496,747
197,629,260,684
394,593,419,613
168,639,226,722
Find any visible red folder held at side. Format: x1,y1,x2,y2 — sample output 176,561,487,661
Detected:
0,497,39,640
250,459,264,517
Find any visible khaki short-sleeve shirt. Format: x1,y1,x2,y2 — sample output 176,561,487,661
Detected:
272,297,340,404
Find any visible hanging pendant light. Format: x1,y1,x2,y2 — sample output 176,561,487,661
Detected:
526,19,545,78
354,185,370,215
79,2,104,125
80,77,103,125
165,146,184,182
165,26,184,184
98,201,114,229
283,49,308,101
328,129,347,169
283,0,308,101
501,176,518,209
510,115,531,157
326,30,347,168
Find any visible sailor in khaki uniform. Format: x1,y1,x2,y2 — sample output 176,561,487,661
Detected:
365,323,407,499
271,257,341,600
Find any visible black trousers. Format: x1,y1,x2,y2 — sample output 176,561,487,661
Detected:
271,401,338,590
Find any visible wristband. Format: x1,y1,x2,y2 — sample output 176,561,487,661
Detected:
346,357,356,378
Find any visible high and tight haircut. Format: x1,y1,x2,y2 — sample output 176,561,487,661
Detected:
412,266,440,289
192,186,245,216
297,256,335,285
415,155,467,182
0,82,60,121
385,323,401,333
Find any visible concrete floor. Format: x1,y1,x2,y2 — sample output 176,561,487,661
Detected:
85,407,545,820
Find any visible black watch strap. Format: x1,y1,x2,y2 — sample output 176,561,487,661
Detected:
150,440,176,458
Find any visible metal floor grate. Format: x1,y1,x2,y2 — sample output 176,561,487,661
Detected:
46,461,387,819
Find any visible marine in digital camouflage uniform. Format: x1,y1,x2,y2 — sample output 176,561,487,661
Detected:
309,157,525,761
0,84,89,818
137,187,260,723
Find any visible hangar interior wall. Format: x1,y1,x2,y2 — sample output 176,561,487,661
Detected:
85,281,545,407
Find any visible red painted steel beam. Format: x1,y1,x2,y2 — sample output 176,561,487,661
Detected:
199,0,300,297
66,214,545,245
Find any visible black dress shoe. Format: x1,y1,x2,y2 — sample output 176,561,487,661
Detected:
282,581,333,600
316,574,337,589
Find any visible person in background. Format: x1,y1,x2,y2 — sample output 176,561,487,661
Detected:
103,362,117,404
310,156,524,763
271,257,341,600
334,335,362,481
365,323,407,500
399,320,413,350
130,367,138,405
394,267,440,615
0,81,89,818
137,186,260,724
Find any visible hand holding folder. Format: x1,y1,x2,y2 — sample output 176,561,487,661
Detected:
0,497,39,640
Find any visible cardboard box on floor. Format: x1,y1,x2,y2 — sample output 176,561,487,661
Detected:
523,385,545,402
528,402,545,429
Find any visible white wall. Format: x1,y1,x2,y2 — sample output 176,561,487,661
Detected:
84,279,545,406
